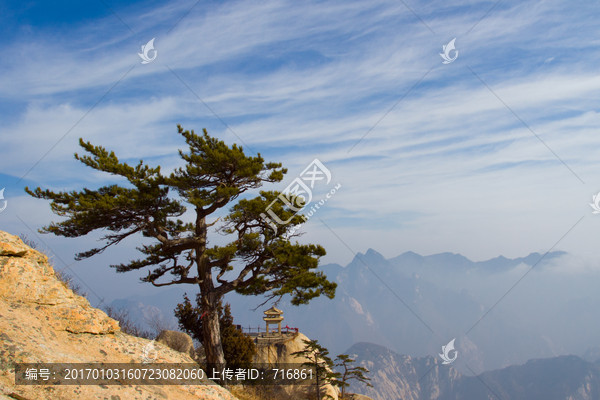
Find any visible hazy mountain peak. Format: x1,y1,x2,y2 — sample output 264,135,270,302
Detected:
351,248,387,266
347,341,400,357
396,251,424,260
425,252,472,264
365,248,383,257
520,250,567,265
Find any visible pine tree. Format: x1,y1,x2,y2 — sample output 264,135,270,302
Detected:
220,303,256,369
333,354,372,399
291,339,340,400
174,294,205,343
26,125,336,366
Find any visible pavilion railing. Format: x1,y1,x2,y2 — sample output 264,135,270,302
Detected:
238,325,299,335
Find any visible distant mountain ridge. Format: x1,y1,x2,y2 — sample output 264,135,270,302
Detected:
111,248,592,375
290,248,571,373
320,249,567,281
346,342,600,400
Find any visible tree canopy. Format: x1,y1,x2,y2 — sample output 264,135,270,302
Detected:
26,125,337,365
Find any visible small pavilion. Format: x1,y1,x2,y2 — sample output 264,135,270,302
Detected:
263,306,284,335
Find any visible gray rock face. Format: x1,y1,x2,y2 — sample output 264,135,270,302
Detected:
346,342,459,400
347,342,600,400
156,329,196,359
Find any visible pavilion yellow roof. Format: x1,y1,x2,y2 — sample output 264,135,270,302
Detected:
263,306,283,315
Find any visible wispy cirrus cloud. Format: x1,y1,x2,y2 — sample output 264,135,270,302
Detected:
1,0,599,275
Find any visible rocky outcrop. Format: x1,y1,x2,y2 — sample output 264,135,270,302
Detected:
156,330,195,360
254,332,311,365
0,234,119,335
0,231,238,400
253,332,339,400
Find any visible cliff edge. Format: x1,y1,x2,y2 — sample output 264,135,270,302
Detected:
0,231,238,400
253,332,339,400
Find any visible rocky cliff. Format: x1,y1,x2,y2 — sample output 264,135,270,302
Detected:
347,342,600,400
253,332,340,400
0,231,238,400
345,342,460,400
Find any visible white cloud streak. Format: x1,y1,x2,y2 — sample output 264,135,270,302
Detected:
2,0,600,267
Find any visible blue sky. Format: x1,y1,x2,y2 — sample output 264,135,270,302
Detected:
1,0,600,304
